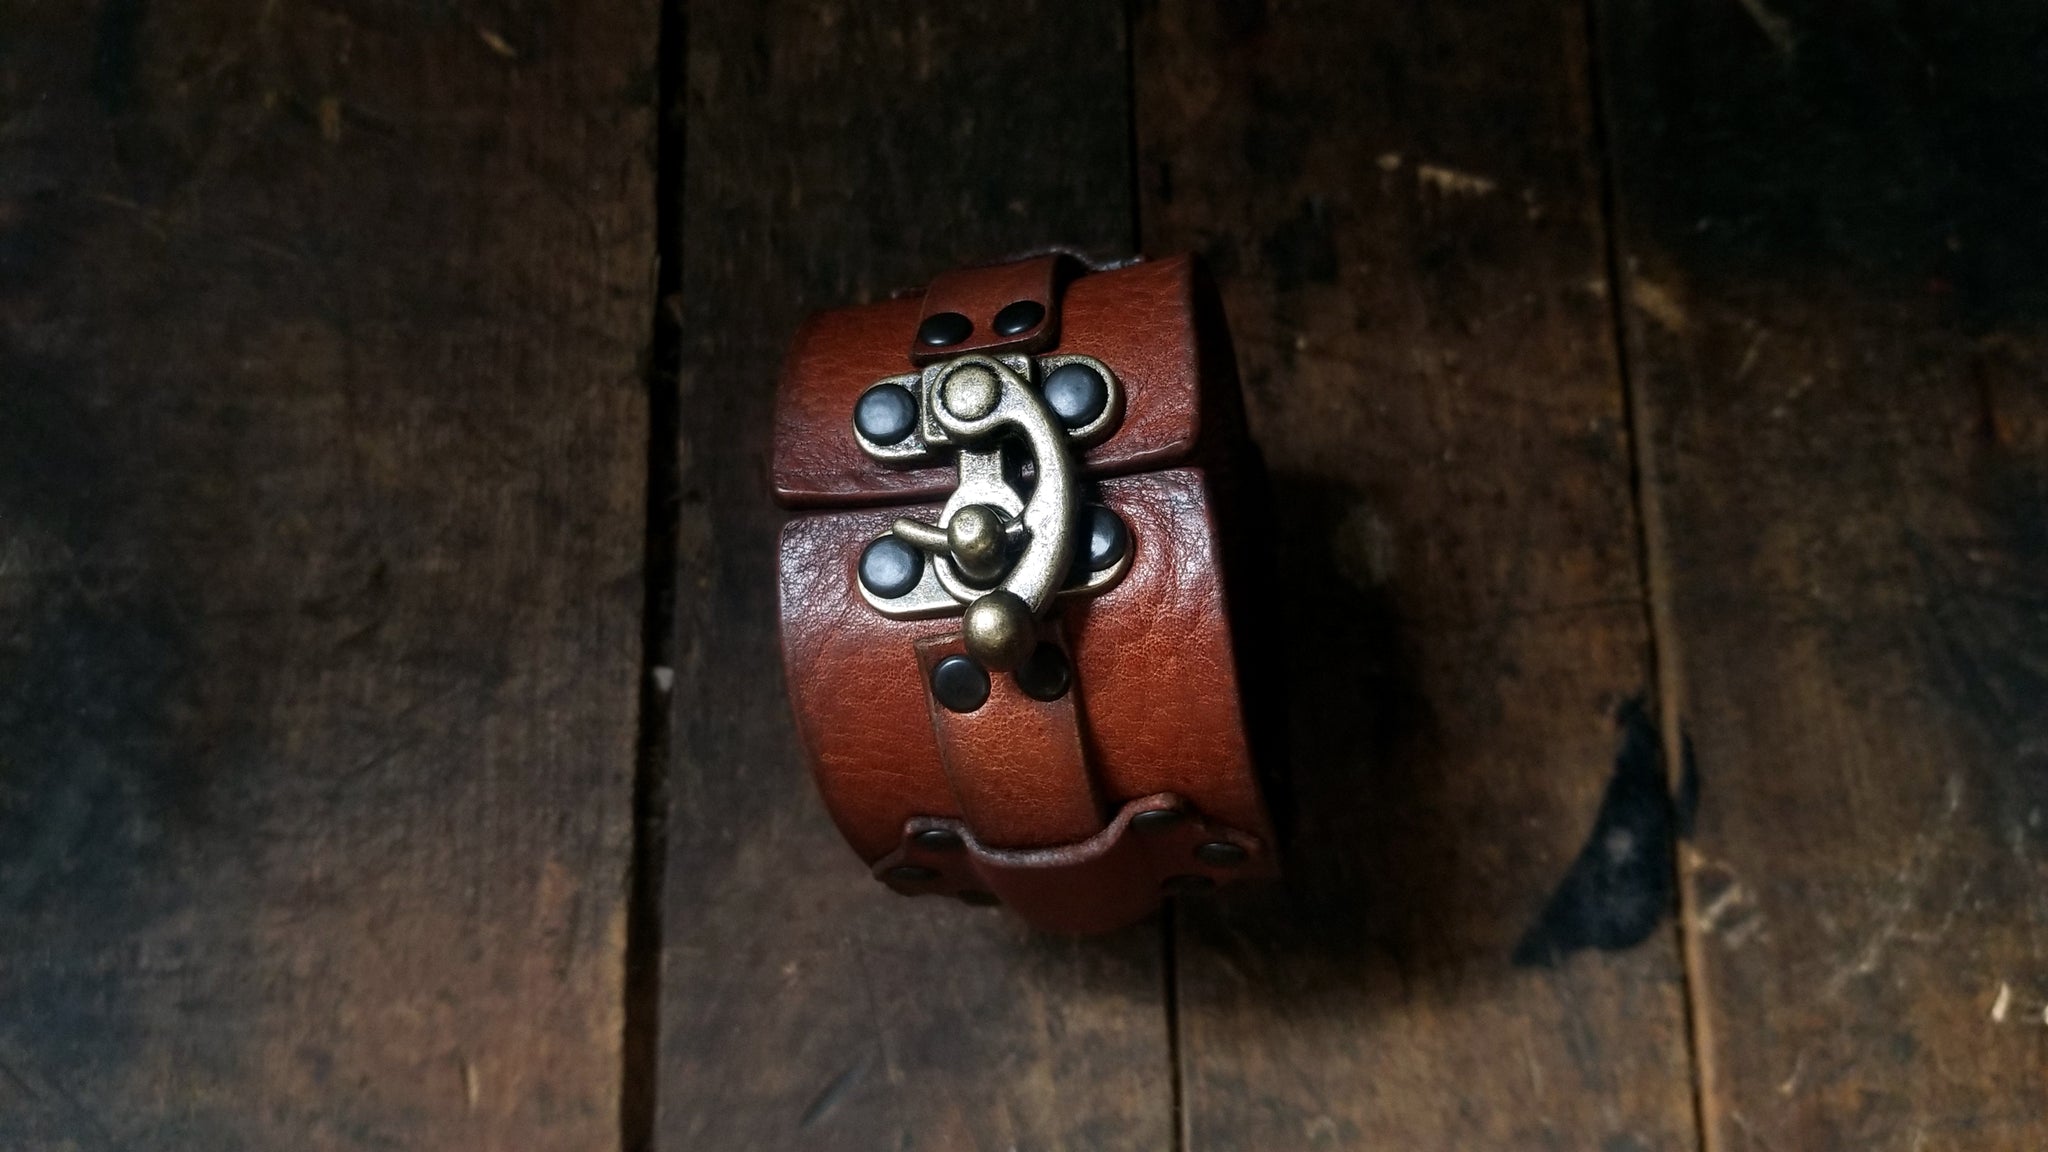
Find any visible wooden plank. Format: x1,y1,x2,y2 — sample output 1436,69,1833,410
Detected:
0,3,654,1149
658,4,1169,1149
1135,3,1702,1147
1600,2,2048,1147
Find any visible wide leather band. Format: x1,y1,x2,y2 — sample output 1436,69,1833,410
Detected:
771,254,1277,934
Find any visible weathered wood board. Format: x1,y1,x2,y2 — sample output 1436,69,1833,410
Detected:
0,1,655,1147
1601,1,2048,1147
1135,3,1701,1147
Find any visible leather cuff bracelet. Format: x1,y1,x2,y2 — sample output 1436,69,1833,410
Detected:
771,253,1278,934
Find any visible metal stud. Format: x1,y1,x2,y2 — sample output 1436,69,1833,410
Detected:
1195,841,1248,867
859,535,925,599
887,865,939,884
930,654,991,713
854,381,918,444
1042,361,1109,429
1131,808,1183,834
914,828,964,851
1013,642,1071,702
917,311,973,347
1080,504,1129,572
993,299,1046,336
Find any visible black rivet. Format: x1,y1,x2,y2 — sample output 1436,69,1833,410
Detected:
917,311,973,347
853,381,918,445
1082,505,1129,571
1195,841,1248,867
931,655,991,713
1131,808,1184,834
956,890,1000,906
1012,643,1071,702
914,828,964,851
1163,874,1215,895
887,865,939,884
1043,362,1109,428
993,299,1046,336
859,535,924,599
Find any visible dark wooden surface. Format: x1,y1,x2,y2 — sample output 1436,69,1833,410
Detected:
1602,2,2048,1148
5,1,2043,1149
0,0,655,1148
1136,2,1698,1147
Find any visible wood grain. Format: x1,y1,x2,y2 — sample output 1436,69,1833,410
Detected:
658,4,1170,1149
1135,3,1701,1147
1600,1,2048,1147
0,1,655,1148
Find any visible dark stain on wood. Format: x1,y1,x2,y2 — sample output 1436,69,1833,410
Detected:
1513,697,1692,967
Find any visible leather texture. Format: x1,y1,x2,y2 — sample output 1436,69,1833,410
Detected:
871,795,1274,936
771,256,1206,507
909,254,1067,363
777,469,1277,925
915,628,1105,849
773,253,1275,934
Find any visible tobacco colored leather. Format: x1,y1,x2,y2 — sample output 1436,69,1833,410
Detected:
915,629,1104,849
910,254,1067,363
771,256,1205,507
871,795,1273,936
777,471,1276,903
773,254,1275,933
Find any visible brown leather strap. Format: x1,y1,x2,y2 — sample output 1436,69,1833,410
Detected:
914,629,1102,848
909,254,1067,363
770,256,1203,507
773,254,1277,933
871,794,1271,935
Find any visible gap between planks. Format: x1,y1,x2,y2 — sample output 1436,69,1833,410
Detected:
621,0,689,1148
1578,1,1718,1150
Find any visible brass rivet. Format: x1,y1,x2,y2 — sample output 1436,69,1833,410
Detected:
942,364,1000,421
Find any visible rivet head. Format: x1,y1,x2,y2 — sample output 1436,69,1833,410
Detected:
1131,808,1183,834
913,828,964,851
917,311,973,347
930,654,991,713
1195,841,1248,867
1013,642,1071,702
962,590,1035,672
853,382,918,444
942,363,1000,421
859,535,925,599
993,299,1046,336
1163,874,1215,895
1043,362,1109,429
886,865,940,884
1081,505,1129,571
